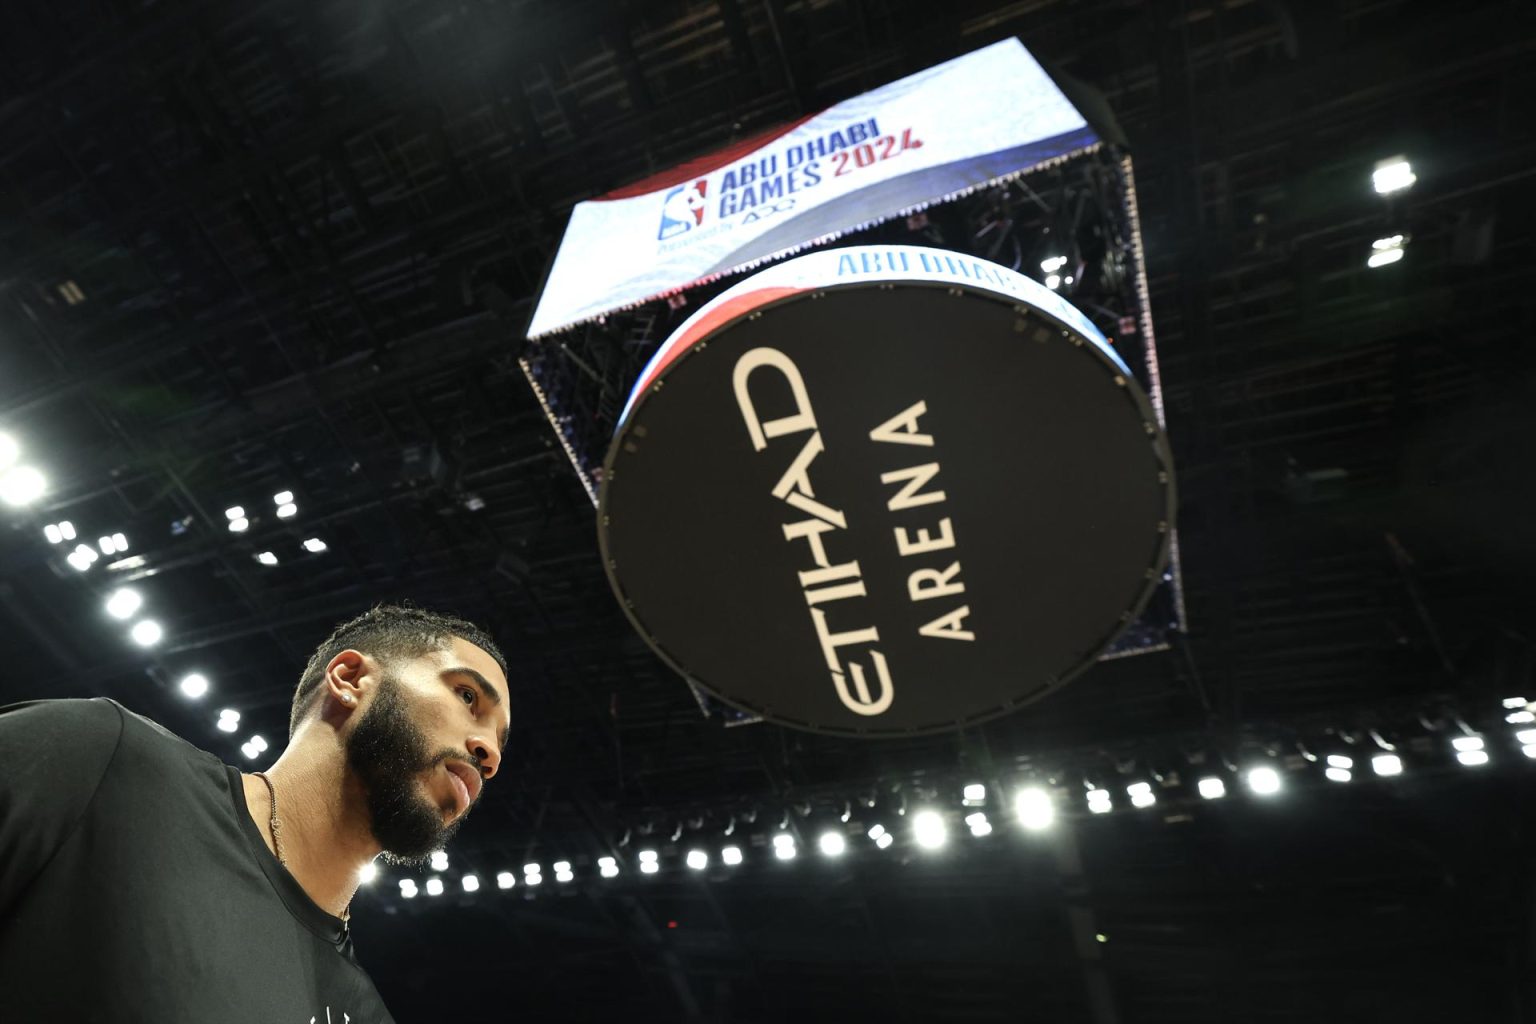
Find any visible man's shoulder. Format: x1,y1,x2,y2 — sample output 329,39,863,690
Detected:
0,696,216,766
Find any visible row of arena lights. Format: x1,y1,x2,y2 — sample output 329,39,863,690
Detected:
370,697,1530,899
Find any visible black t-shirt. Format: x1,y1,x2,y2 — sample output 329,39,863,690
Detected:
0,697,396,1023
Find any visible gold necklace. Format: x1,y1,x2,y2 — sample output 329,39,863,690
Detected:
253,771,350,924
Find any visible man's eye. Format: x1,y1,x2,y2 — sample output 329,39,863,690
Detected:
458,688,476,706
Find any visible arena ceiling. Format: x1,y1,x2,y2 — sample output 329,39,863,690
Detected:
2,0,1534,1019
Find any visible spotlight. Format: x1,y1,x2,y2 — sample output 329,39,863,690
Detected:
425,878,444,896
686,850,709,870
639,850,659,874
359,862,378,884
524,873,543,886
255,551,278,566
912,810,946,849
523,863,543,886
112,532,128,552
1015,788,1054,831
721,846,743,866
965,812,992,837
273,491,294,506
1324,755,1352,784
0,465,46,506
818,831,846,857
962,782,986,805
1372,156,1415,195
1451,736,1484,752
59,520,75,540
1325,767,1352,783
178,673,209,699
429,851,449,871
224,506,245,521
1367,236,1406,268
248,735,268,753
1045,273,1062,290
1246,766,1282,795
1197,777,1226,799
104,588,143,620
98,536,117,556
399,879,418,899
497,871,516,889
1517,730,1536,746
1040,255,1068,273
1524,745,1536,760
1126,783,1155,809
240,741,259,760
462,874,479,892
302,537,327,553
1453,736,1488,767
1087,788,1114,813
44,524,61,544
773,834,797,860
217,709,240,732
1507,711,1535,725
598,857,619,878
129,619,163,647
1503,697,1530,709
228,517,250,533
1371,753,1403,777
554,861,574,883
276,503,298,519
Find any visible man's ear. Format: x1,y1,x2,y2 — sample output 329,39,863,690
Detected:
325,649,369,706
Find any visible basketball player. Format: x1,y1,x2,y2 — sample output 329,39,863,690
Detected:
0,605,511,1022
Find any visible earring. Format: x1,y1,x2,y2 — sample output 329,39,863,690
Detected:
341,694,353,705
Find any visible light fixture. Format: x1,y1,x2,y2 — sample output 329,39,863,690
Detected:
1041,255,1068,273
1372,156,1415,195
1503,697,1530,709
66,550,91,571
425,877,444,896
429,850,449,871
129,619,163,647
44,524,61,544
721,846,743,866
1524,745,1536,760
965,812,992,837
598,857,619,878
1088,788,1114,813
1516,729,1536,746
1451,736,1484,752
818,831,846,857
1198,776,1226,799
399,879,418,899
0,465,46,506
1507,711,1535,724
228,517,250,533
359,862,378,884
217,709,240,732
1367,236,1407,268
104,588,143,620
98,536,116,555
1015,788,1054,831
276,502,298,519
554,860,574,883
1126,782,1155,809
248,735,268,753
686,849,709,870
773,833,797,860
112,532,127,552
911,810,946,849
1372,753,1403,777
962,782,986,804
255,551,278,566
462,874,479,892
179,673,209,699
273,491,294,506
523,863,543,886
1045,273,1062,290
58,520,76,541
1324,755,1352,783
497,871,516,889
302,537,327,553
1453,736,1488,766
639,850,659,875
224,506,245,520
240,741,259,760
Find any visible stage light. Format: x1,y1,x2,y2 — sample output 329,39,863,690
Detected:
1088,788,1114,813
868,824,886,841
598,857,619,878
1126,782,1155,809
1453,735,1487,766
1325,767,1352,783
129,619,163,646
1041,255,1068,273
67,550,91,571
112,532,127,552
1372,753,1403,776
179,673,209,699
462,874,479,892
273,491,293,506
1326,755,1354,770
554,860,574,883
874,831,894,849
1503,697,1530,709
98,536,117,556
0,432,16,468
240,741,258,760
772,834,797,860
255,551,278,566
497,871,516,889
228,517,249,533
1507,711,1535,724
72,543,99,568
1458,749,1490,766
276,502,298,519
912,810,946,849
721,845,743,866
1323,756,1352,783
523,863,543,886
359,862,378,884
429,851,449,871
1525,745,1536,760
0,465,46,506
58,520,75,540
1247,766,1282,795
399,879,418,898
962,782,986,804
639,850,659,874
1516,730,1536,746
965,812,992,837
1045,273,1062,290
425,878,444,896
1372,157,1415,195
224,506,245,521
44,524,61,544
686,849,709,870
217,709,240,732
1198,777,1226,799
302,537,327,553
1015,788,1054,831
1451,736,1484,752
248,735,268,753
1367,239,1406,268
819,831,846,857
104,588,142,620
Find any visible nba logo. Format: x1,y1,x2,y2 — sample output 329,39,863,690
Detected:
658,180,709,240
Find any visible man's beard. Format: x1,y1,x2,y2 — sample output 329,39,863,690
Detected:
345,672,470,867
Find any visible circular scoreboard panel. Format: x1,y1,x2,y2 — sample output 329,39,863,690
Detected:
598,245,1174,736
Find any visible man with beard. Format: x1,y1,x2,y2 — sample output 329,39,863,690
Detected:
0,604,510,1023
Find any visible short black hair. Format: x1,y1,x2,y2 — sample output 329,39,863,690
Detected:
288,604,508,739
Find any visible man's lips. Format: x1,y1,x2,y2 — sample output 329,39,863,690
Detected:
443,761,480,814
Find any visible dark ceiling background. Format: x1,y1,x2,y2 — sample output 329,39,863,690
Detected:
3,0,1535,1021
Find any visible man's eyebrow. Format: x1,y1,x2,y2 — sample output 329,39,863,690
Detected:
445,667,511,752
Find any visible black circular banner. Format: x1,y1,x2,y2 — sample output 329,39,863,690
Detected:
598,245,1174,736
